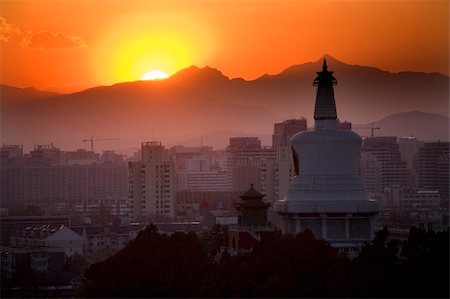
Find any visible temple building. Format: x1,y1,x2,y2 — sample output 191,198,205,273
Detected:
235,183,271,226
274,60,380,251
228,184,274,253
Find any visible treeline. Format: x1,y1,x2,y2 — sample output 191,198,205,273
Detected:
78,225,449,298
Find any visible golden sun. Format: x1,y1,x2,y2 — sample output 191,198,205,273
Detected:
141,70,170,80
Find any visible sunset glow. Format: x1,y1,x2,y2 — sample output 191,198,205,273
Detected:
0,0,448,92
1,0,448,295
90,13,213,86
141,70,169,80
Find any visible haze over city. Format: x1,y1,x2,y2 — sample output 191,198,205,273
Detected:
1,0,449,298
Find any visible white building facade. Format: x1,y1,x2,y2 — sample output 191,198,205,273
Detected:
274,60,380,251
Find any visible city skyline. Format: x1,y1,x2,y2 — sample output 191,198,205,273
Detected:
2,60,448,298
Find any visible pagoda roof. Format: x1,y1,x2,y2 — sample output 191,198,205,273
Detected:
239,183,265,200
236,184,270,209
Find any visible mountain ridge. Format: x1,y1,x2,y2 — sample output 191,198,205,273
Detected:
1,56,448,153
3,55,448,95
178,111,449,150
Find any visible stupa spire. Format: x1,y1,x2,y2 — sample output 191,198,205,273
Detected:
274,58,380,251
313,59,337,121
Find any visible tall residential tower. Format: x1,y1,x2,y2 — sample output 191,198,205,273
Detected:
129,142,176,222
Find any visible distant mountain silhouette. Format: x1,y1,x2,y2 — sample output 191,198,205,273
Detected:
172,129,272,149
1,84,59,102
179,112,448,149
247,55,448,123
354,111,449,141
1,55,448,153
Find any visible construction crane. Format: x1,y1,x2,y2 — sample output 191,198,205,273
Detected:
82,136,119,152
353,123,381,138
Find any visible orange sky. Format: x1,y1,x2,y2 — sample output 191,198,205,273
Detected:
1,0,448,93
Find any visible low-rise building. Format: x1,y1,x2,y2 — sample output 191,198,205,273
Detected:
0,215,71,246
10,224,84,257
74,224,146,262
176,191,239,222
1,246,66,279
378,188,445,230
74,197,132,218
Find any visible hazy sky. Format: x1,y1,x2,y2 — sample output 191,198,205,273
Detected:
1,0,448,92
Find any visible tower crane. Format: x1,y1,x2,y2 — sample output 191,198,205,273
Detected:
353,123,381,138
82,136,119,152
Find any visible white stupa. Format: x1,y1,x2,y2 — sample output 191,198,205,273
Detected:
274,60,380,251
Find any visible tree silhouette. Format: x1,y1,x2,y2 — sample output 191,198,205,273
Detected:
78,227,449,298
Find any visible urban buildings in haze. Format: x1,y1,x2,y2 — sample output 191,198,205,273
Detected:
1,144,128,204
172,146,231,192
361,137,407,192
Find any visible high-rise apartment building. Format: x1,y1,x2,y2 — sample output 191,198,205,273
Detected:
226,137,262,192
260,148,278,203
360,152,383,194
273,146,296,202
418,142,449,200
398,136,425,188
29,144,65,166
1,164,128,203
0,145,23,159
172,146,231,192
178,170,231,192
226,137,277,195
170,146,213,171
361,137,407,190
66,149,100,166
272,119,307,147
1,145,24,167
129,142,176,222
271,120,306,202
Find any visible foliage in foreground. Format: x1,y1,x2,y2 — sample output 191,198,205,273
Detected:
78,225,449,298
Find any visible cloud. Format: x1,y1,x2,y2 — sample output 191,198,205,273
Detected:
0,17,87,50
22,31,87,50
0,17,21,42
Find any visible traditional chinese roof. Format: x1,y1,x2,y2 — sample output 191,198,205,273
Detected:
236,184,270,209
239,183,265,200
